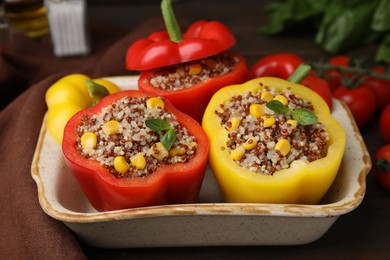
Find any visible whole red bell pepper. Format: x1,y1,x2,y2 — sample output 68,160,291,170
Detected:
126,20,237,71
62,90,209,211
249,53,304,79
126,0,248,122
300,75,333,111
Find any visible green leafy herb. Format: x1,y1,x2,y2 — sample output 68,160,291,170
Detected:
291,108,318,125
145,118,176,150
260,0,390,65
315,0,380,54
266,100,290,114
376,33,390,64
372,0,390,32
266,100,318,126
145,118,172,131
260,0,327,35
160,128,176,150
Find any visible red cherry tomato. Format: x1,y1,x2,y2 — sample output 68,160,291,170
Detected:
380,104,390,143
250,53,304,79
322,55,351,90
327,55,350,66
374,144,390,192
363,67,390,111
332,85,376,127
300,75,333,111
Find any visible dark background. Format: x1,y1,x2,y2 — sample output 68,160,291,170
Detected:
82,1,389,259
2,0,389,259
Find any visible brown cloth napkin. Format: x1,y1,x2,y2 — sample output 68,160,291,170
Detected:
0,18,164,259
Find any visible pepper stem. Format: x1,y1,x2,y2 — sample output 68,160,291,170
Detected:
287,64,312,83
161,0,183,43
86,80,110,107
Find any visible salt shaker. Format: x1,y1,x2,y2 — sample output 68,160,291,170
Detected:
45,0,90,57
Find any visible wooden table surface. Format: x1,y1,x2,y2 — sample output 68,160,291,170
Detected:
82,1,389,259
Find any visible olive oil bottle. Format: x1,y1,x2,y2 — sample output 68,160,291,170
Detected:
4,0,48,37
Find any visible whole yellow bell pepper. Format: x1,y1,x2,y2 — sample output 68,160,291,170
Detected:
45,74,121,144
202,77,346,204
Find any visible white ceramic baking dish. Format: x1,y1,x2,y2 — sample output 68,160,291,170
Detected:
31,76,371,247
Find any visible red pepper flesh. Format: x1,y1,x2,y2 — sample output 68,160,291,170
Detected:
126,20,236,71
62,90,209,211
138,51,248,123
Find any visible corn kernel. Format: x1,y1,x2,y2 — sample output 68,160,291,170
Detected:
243,137,257,150
114,156,130,174
261,115,275,128
169,146,187,157
230,146,246,161
275,138,291,156
130,152,147,170
80,132,97,149
188,141,197,150
102,120,121,135
249,104,265,118
260,91,273,101
146,97,165,110
228,117,241,131
188,63,202,75
273,95,288,106
151,142,169,160
286,119,298,128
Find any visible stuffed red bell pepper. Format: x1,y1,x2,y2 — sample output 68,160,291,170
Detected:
62,90,209,211
126,0,248,122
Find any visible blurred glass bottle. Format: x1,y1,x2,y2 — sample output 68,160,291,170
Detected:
1,0,10,50
4,0,48,37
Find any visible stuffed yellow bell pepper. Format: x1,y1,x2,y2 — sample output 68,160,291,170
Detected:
202,76,346,204
45,74,120,144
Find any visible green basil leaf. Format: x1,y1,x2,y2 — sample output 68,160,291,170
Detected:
372,0,390,31
266,100,290,114
291,108,318,125
145,119,171,131
260,0,328,35
260,1,292,35
161,128,176,150
315,0,379,53
376,33,390,64
86,80,110,102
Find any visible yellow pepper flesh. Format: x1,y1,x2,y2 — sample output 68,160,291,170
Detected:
46,103,83,143
202,77,346,204
45,74,121,144
53,74,92,103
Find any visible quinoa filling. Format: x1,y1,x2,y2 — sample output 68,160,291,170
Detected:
149,52,238,91
215,86,329,175
75,96,197,178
